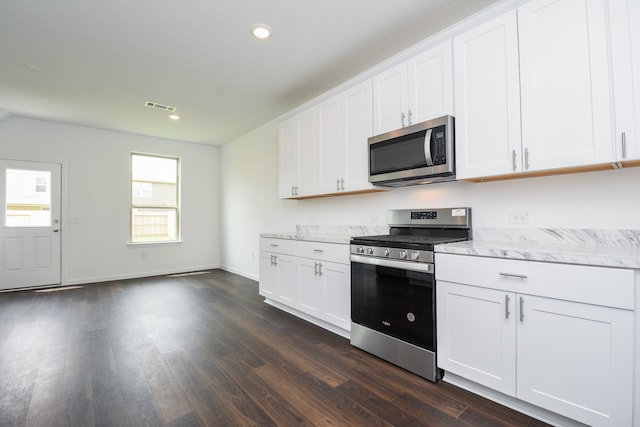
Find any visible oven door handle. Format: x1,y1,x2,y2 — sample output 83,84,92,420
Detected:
351,254,434,274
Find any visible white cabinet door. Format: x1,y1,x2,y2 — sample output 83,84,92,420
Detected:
408,40,454,124
343,80,374,193
517,295,634,427
609,0,640,165
278,117,298,198
373,63,408,135
259,251,278,299
297,258,324,317
259,251,297,305
453,11,522,179
437,281,517,396
518,0,613,170
322,261,350,331
317,95,345,194
278,107,317,198
275,254,297,306
297,107,318,197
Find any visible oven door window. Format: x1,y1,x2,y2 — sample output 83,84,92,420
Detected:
351,262,435,351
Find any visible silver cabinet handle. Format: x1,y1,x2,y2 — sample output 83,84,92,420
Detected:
270,243,278,247
336,179,341,191
401,112,406,128
505,294,510,319
314,262,319,275
622,132,627,159
524,148,530,170
313,248,324,253
499,272,528,279
424,128,434,166
519,297,525,322
340,178,345,191
318,262,323,276
273,255,278,266
408,110,413,126
512,149,517,171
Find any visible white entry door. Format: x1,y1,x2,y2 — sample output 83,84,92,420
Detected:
0,160,61,290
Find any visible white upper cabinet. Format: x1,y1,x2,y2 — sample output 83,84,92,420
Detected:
453,11,522,180
518,0,613,170
373,62,408,134
609,0,640,166
373,40,453,135
278,107,317,198
278,116,299,198
407,41,454,126
318,80,374,195
455,0,614,180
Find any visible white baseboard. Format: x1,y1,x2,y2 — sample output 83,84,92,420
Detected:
62,264,220,286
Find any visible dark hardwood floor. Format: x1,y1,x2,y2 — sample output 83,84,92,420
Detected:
0,270,550,427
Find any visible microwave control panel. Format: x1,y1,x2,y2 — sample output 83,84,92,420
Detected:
433,125,446,165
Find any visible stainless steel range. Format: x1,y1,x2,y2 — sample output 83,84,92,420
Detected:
350,207,471,382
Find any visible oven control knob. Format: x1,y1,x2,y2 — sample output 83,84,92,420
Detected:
382,249,389,257
357,246,364,254
399,251,407,259
366,247,374,255
411,252,420,261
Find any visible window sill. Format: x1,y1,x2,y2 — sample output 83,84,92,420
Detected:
127,240,183,247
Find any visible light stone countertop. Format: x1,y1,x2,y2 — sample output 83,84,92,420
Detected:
435,228,640,269
260,224,389,245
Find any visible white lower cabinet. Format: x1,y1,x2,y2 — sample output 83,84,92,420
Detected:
436,253,635,427
259,238,297,305
259,237,351,335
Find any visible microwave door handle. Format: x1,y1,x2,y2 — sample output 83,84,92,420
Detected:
424,129,434,166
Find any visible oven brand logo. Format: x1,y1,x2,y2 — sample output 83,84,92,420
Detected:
382,320,391,327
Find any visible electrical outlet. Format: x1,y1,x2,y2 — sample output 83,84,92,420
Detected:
509,211,530,224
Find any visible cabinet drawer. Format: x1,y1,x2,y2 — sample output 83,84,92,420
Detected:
435,253,635,310
296,241,349,264
260,238,296,256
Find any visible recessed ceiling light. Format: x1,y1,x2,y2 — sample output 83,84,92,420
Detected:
168,114,180,120
251,24,272,39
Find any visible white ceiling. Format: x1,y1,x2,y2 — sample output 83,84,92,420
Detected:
0,0,500,145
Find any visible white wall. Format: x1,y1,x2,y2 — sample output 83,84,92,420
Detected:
0,116,220,285
220,117,640,280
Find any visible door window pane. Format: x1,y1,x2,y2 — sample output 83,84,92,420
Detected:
5,169,52,227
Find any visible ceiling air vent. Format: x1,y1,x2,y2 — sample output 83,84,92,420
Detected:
144,101,177,112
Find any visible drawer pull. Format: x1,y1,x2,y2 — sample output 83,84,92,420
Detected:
519,297,525,322
313,248,324,253
499,272,527,279
270,243,278,247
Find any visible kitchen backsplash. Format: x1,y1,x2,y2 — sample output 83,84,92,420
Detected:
474,227,640,248
295,224,389,237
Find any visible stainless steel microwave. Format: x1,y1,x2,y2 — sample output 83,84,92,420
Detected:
368,115,455,186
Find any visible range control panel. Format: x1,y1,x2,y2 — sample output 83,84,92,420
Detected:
410,211,437,220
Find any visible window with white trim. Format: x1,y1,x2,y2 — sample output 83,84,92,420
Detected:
130,153,180,243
